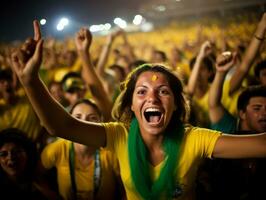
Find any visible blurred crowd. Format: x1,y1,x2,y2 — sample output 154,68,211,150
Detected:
0,11,265,200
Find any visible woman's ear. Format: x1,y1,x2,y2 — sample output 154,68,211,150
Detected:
131,104,134,112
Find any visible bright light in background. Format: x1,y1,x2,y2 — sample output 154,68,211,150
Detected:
56,23,64,31
104,23,112,30
113,17,127,29
89,23,112,33
60,18,69,26
156,5,166,12
140,22,154,32
40,19,46,25
56,17,69,31
133,15,143,25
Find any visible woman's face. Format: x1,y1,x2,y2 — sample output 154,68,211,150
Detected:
131,71,176,136
72,103,101,122
0,142,28,177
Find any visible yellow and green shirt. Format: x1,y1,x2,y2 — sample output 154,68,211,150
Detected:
103,122,221,200
41,139,121,200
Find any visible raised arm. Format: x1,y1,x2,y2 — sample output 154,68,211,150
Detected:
213,132,266,159
11,20,106,148
209,51,236,123
120,30,136,64
186,41,212,96
96,29,121,78
229,12,266,95
75,27,112,121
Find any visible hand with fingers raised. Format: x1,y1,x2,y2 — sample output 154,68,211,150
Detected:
74,27,92,53
215,51,237,73
198,40,213,59
11,20,43,85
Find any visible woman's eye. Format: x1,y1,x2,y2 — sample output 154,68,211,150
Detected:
159,89,169,95
74,114,81,119
89,116,100,122
136,89,146,95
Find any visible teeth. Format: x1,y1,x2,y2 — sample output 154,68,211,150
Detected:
145,108,160,112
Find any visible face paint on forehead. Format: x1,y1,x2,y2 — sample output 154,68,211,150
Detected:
151,74,158,82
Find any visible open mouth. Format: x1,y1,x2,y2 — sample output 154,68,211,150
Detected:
144,108,163,123
7,162,17,169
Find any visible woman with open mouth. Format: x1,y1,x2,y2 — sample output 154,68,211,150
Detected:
10,20,266,200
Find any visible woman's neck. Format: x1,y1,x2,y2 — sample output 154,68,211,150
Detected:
73,143,95,157
141,132,165,166
73,143,96,167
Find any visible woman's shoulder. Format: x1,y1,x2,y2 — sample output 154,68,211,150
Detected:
184,124,222,136
42,138,70,156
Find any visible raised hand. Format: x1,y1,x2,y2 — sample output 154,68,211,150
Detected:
74,27,92,52
198,40,213,59
215,51,237,73
105,28,123,45
11,20,43,85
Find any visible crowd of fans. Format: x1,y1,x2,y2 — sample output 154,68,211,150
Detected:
0,11,265,199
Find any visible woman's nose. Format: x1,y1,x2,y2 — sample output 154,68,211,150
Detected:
147,91,159,103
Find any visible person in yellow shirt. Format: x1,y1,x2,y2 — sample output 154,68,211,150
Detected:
0,68,44,145
11,20,266,200
40,99,124,200
186,41,215,128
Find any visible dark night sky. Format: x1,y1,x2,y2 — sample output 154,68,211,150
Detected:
1,0,265,42
0,0,144,42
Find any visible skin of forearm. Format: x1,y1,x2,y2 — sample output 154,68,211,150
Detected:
78,50,112,121
229,17,266,95
187,55,204,95
213,133,266,159
78,50,103,86
209,72,226,109
96,41,112,76
22,76,74,136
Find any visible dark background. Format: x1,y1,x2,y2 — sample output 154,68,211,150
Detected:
0,0,143,41
1,0,266,42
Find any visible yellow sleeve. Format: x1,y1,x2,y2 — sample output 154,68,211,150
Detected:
41,139,69,169
101,122,128,154
184,127,222,159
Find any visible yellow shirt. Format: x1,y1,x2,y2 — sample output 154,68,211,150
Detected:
0,96,42,142
221,79,242,117
103,122,221,200
192,88,211,128
41,139,121,200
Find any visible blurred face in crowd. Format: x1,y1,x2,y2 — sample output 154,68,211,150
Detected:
63,50,77,67
71,102,101,123
240,96,266,133
170,48,182,63
116,56,130,74
64,89,86,106
49,82,66,103
151,51,166,63
0,142,27,178
258,68,266,86
0,78,14,96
